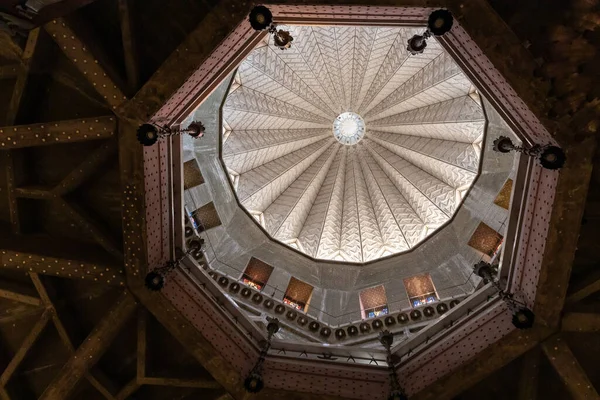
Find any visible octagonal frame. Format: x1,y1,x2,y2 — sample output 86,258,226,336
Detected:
140,5,559,399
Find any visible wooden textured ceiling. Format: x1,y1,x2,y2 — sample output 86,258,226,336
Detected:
0,0,599,399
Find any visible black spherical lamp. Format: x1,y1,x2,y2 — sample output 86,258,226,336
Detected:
427,9,454,36
249,5,273,31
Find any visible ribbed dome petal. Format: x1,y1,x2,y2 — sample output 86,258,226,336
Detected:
222,25,484,263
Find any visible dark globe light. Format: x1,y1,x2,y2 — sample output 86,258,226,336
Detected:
493,136,515,153
539,146,566,170
249,5,273,31
512,307,535,329
407,34,428,55
492,136,566,170
244,373,264,393
273,29,293,50
187,122,205,138
427,9,454,36
137,124,159,146
144,271,165,291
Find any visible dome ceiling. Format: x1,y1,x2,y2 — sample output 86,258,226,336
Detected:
221,25,485,263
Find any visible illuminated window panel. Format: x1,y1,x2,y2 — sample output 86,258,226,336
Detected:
183,159,204,189
403,274,439,308
411,294,438,308
360,285,389,319
241,257,274,291
192,202,221,231
468,222,504,257
494,179,513,210
283,277,313,313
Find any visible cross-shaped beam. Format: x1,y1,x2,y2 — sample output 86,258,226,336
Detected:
0,117,116,149
39,291,137,400
542,335,600,400
29,273,119,399
44,18,127,110
1,250,124,286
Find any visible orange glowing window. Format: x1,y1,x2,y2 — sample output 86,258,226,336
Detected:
494,179,513,210
468,222,503,257
283,277,313,312
359,285,389,319
404,274,438,308
241,257,273,290
183,159,204,189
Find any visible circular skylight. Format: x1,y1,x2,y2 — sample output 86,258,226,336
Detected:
333,112,366,145
221,25,484,263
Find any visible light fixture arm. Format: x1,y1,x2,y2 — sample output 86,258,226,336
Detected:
407,9,453,55
379,331,408,400
136,121,205,146
244,318,280,393
473,261,535,329
248,5,293,50
492,136,566,170
144,247,196,291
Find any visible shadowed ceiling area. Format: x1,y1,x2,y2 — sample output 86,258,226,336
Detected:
222,25,484,263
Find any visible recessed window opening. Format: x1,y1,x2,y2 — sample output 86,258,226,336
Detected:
283,277,313,312
404,274,439,308
241,257,274,291
468,222,504,262
359,285,389,319
494,178,514,210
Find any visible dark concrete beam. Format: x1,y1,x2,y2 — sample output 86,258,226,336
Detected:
39,292,137,400
562,313,600,333
14,185,54,199
0,65,20,80
0,117,116,149
542,335,600,400
533,136,597,329
5,28,40,125
412,326,553,400
29,273,118,400
134,288,247,400
518,347,541,400
57,198,123,259
0,152,20,233
117,120,146,282
118,0,140,94
138,377,221,389
117,0,256,122
566,269,600,306
44,18,127,110
0,309,50,387
0,32,22,62
0,280,41,306
54,139,117,195
1,250,124,286
136,309,146,380
115,379,139,400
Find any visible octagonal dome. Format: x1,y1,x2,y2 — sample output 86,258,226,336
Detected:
221,25,485,263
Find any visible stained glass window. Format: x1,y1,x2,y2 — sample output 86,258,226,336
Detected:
241,257,273,291
411,295,438,308
283,296,305,311
283,277,313,312
360,285,389,319
403,274,439,308
366,305,389,318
